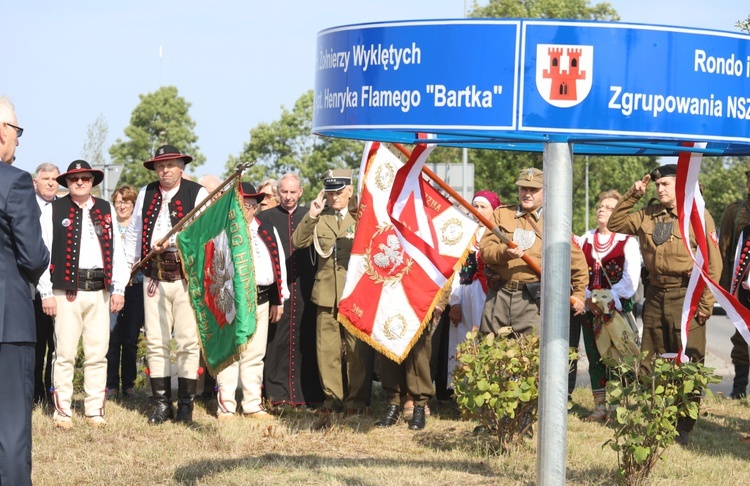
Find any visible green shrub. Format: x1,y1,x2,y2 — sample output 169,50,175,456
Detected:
604,352,721,486
452,329,540,454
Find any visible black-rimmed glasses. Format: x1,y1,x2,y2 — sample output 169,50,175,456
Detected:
5,122,23,138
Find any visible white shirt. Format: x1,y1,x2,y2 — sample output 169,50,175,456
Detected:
124,183,209,266
37,197,128,298
249,218,290,302
576,230,641,309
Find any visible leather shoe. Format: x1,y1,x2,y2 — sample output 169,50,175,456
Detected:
408,405,426,430
375,404,400,427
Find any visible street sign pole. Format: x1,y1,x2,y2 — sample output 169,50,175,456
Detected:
538,141,574,486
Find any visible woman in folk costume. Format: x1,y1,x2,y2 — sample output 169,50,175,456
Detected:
575,190,641,421
447,190,501,383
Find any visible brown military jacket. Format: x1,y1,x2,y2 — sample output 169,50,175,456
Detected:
718,196,750,290
479,204,588,302
607,187,722,315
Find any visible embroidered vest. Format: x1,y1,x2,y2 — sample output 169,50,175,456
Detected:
50,196,114,291
257,219,284,306
582,235,630,290
731,224,750,296
139,180,203,263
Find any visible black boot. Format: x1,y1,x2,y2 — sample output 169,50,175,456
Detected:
375,404,400,427
148,377,173,425
730,365,749,399
175,378,198,423
408,405,426,430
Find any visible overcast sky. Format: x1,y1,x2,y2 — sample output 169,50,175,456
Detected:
4,0,748,180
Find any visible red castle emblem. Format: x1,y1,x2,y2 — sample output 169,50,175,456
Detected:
542,47,586,101
535,44,594,108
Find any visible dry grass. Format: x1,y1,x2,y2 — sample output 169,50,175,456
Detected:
31,387,750,485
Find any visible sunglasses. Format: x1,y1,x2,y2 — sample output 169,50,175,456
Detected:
5,122,23,138
67,175,93,183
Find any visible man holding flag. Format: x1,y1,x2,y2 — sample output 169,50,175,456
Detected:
479,167,588,336
608,163,722,445
124,145,209,425
337,141,479,429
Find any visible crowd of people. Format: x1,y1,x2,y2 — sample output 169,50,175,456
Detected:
1,93,749,484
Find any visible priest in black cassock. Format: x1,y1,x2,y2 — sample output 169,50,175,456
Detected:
258,173,324,406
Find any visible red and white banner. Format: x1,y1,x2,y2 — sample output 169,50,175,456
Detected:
675,142,750,362
338,141,478,363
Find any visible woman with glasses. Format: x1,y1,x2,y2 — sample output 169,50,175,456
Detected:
257,179,279,212
106,185,143,400
573,190,641,421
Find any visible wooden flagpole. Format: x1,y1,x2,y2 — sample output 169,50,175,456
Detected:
391,142,543,276
129,162,254,281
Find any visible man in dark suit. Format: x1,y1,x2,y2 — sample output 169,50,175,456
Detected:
32,162,59,405
0,96,51,485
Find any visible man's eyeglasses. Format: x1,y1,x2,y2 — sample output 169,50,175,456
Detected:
67,175,93,183
114,200,133,207
5,122,23,138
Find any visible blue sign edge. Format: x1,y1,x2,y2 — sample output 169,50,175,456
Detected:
313,19,750,156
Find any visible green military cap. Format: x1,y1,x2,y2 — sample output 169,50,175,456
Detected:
322,168,353,191
515,167,543,188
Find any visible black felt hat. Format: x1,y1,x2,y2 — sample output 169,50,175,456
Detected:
240,182,266,202
143,144,193,171
56,160,104,188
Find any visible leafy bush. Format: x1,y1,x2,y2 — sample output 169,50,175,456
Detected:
453,329,540,454
604,352,721,486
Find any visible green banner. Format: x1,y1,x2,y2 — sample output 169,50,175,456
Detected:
177,181,256,375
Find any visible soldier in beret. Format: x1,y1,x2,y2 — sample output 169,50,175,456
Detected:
608,163,722,446
292,169,372,415
38,160,128,429
123,145,209,424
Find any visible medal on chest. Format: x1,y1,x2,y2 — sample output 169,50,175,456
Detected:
652,221,673,246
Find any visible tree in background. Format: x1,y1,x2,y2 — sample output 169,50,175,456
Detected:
225,91,363,197
465,0,658,234
737,15,750,32
469,0,619,20
110,86,205,188
81,114,109,166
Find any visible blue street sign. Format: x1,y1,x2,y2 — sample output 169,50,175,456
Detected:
313,19,750,156
315,20,520,132
520,21,750,143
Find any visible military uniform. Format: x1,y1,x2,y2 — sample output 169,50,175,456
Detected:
377,291,447,430
608,164,722,443
291,170,371,412
479,168,588,336
718,185,750,398
608,187,721,363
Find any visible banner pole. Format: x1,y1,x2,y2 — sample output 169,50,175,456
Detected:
129,162,253,281
391,142,542,276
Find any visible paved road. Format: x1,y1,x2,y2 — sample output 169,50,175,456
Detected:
573,314,747,396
